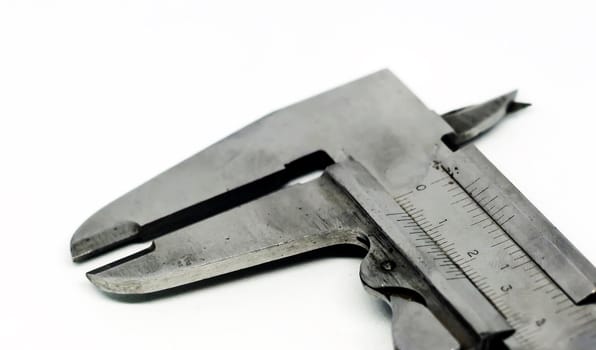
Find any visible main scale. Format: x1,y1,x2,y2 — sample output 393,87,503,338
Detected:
71,70,596,349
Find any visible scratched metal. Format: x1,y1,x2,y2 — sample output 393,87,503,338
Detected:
72,71,596,349
392,151,596,349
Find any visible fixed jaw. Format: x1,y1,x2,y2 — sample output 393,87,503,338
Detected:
72,69,528,293
70,150,335,262
71,221,140,262
70,69,441,265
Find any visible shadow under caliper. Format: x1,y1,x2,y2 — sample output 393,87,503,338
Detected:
71,71,596,349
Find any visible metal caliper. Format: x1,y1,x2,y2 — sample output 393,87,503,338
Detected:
71,70,596,350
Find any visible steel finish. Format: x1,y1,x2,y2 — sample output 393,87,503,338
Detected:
72,70,596,349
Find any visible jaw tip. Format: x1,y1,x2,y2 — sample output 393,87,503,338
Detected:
70,221,141,262
86,271,137,295
86,271,114,293
506,101,531,114
502,90,531,114
85,242,157,295
503,90,518,99
71,250,92,263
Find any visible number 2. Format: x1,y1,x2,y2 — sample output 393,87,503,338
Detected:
467,249,479,258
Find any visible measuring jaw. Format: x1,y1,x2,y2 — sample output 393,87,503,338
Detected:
71,70,596,349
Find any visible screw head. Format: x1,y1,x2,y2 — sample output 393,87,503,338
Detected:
381,260,395,271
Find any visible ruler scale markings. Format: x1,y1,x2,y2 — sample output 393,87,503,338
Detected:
392,163,596,349
393,195,486,298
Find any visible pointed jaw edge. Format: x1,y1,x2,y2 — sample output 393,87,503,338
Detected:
86,272,150,295
506,101,531,114
70,221,141,262
85,243,156,295
502,90,531,114
86,272,154,295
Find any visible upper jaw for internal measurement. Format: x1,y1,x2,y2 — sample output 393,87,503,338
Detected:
441,90,530,150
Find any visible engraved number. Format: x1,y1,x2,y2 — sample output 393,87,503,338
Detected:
467,249,479,258
500,284,513,292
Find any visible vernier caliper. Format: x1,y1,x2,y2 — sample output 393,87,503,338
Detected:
71,70,596,349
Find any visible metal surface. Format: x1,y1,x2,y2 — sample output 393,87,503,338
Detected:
72,70,596,349
390,295,460,350
441,90,530,149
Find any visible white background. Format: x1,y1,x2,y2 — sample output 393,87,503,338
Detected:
1,1,595,349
